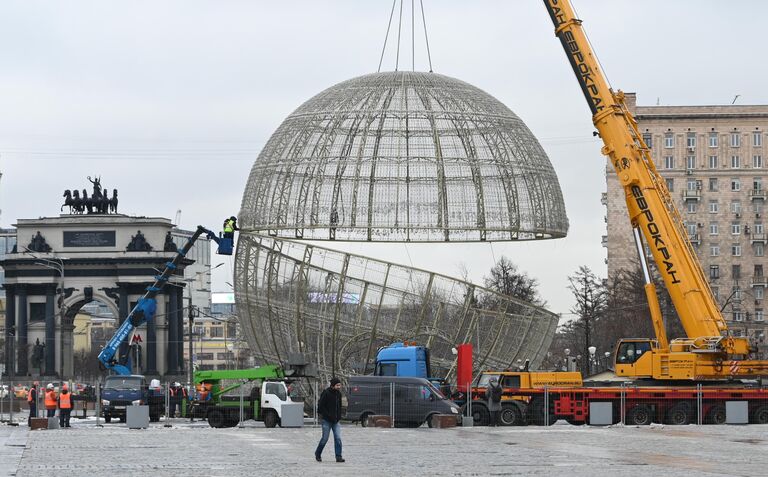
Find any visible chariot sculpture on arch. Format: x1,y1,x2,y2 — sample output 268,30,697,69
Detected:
62,175,119,214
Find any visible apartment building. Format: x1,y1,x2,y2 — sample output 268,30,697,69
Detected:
606,94,768,349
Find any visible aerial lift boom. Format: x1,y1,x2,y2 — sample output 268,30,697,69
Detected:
543,0,768,380
98,225,233,375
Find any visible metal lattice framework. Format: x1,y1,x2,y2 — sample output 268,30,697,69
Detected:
239,71,568,241
235,71,568,381
235,235,558,379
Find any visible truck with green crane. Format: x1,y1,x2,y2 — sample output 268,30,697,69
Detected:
189,365,297,428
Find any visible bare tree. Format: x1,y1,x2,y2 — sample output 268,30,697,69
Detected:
567,266,607,374
483,256,544,306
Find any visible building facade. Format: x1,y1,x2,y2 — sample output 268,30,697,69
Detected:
606,93,768,349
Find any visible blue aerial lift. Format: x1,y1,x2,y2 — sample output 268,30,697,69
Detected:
97,225,233,375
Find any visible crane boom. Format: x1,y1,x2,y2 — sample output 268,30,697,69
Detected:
543,0,759,380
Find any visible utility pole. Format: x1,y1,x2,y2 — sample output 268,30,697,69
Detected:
187,295,195,387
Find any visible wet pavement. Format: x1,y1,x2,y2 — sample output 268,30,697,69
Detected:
2,414,767,476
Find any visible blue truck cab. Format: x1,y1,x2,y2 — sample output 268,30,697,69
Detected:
101,375,163,423
375,342,431,378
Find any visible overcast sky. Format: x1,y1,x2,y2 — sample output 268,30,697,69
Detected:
1,1,766,319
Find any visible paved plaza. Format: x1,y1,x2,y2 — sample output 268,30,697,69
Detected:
2,414,768,476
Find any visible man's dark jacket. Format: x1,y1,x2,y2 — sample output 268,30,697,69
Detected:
317,387,342,423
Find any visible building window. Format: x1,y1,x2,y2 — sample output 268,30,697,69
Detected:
734,311,744,322
665,133,674,149
686,155,696,169
754,155,763,169
732,243,742,256
710,265,720,278
732,201,742,214
756,243,764,257
732,132,741,147
686,223,697,237
709,132,719,148
687,132,696,149
754,131,763,147
709,155,718,169
732,264,742,279
643,133,653,149
732,223,741,235
755,223,764,234
709,178,718,192
712,286,720,300
709,223,718,235
664,156,674,169
209,326,224,338
710,245,720,257
731,155,741,168
755,178,764,192
30,303,46,322
709,200,719,213
757,287,765,300
686,202,696,213
665,178,674,192
756,310,764,322
732,179,741,191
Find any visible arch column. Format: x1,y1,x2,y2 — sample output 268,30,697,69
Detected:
167,288,179,374
18,285,29,376
176,289,185,374
146,294,158,375
4,287,15,376
45,285,57,376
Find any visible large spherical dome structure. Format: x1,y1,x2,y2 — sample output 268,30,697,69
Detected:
239,71,568,242
235,71,566,381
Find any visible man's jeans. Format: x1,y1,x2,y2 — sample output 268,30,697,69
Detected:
315,419,342,458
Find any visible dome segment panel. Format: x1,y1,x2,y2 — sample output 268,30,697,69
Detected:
234,234,559,379
240,71,568,242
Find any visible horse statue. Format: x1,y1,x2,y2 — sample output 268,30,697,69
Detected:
62,190,74,213
82,189,93,214
99,185,110,214
71,190,84,214
109,189,119,213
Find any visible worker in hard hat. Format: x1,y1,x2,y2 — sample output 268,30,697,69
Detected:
222,216,239,240
44,384,57,418
27,381,39,427
57,384,73,428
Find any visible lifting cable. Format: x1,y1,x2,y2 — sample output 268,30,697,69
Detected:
419,0,433,72
378,0,434,73
377,0,397,73
395,0,404,71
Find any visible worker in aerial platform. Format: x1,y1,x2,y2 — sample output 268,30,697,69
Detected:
222,216,239,240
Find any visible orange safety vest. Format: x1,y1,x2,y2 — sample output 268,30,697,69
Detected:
58,392,72,409
27,388,36,403
45,390,57,409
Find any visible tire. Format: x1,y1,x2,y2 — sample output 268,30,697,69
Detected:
119,416,126,423
626,405,653,426
704,405,726,425
104,415,112,424
360,412,372,427
224,415,239,428
500,403,524,426
150,414,159,423
263,410,278,428
750,405,768,424
426,413,438,428
665,402,693,425
470,404,490,426
528,398,555,426
207,409,225,428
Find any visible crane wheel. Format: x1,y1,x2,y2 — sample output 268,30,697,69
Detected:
750,405,768,424
500,403,524,426
665,402,693,425
704,405,726,425
626,405,653,426
470,404,490,426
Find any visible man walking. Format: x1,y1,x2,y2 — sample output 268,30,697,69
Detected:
27,382,39,427
315,377,344,463
57,384,73,428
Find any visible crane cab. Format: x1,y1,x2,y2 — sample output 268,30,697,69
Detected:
614,339,655,379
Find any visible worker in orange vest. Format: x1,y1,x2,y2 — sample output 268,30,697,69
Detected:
57,384,73,428
44,384,57,418
27,381,39,427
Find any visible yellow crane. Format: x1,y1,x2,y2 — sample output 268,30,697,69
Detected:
543,0,767,380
